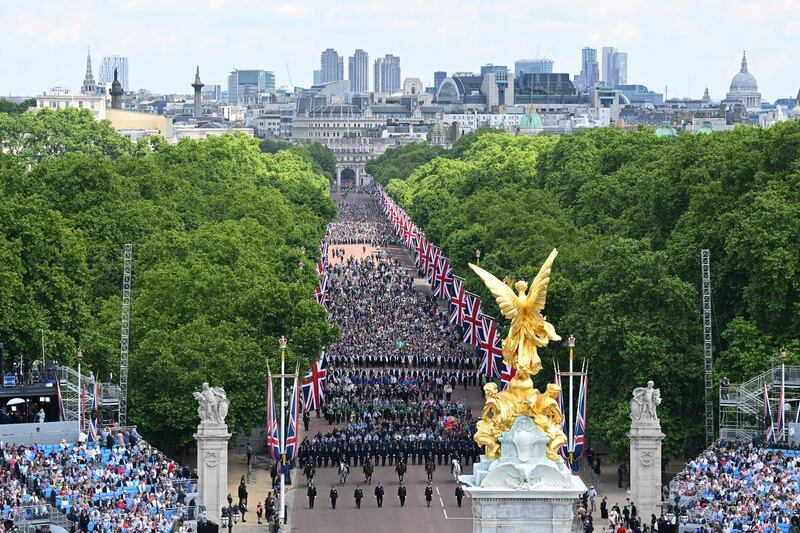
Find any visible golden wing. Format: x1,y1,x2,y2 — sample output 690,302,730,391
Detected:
524,248,558,313
468,263,520,320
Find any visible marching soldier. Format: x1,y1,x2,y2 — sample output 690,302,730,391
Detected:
374,482,384,508
354,486,363,509
425,482,433,508
330,487,338,509
455,485,465,508
307,483,317,509
398,483,407,507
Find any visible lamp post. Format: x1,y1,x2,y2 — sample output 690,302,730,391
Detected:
220,494,240,533
278,336,287,524
568,335,575,464
475,249,481,265
76,347,83,433
781,346,787,443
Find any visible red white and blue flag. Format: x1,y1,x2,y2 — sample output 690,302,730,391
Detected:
301,352,328,412
573,371,588,461
285,372,300,462
414,235,427,269
316,256,328,277
56,379,65,421
314,275,330,309
89,380,100,440
267,371,280,460
554,366,570,466
776,378,785,442
433,256,454,300
448,276,467,327
462,293,483,346
419,241,432,275
499,363,516,391
478,316,503,379
764,383,775,442
426,245,441,284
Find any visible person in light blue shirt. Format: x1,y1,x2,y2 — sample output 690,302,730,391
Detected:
37,408,45,423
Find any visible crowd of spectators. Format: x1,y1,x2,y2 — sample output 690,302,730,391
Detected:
327,202,400,246
1,427,198,532
670,439,800,532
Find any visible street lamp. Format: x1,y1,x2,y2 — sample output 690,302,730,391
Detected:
568,335,576,349
475,249,481,265
278,335,288,523
76,347,83,431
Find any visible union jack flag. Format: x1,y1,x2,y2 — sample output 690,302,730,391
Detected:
777,377,785,442
285,373,300,462
316,256,328,277
499,363,516,391
426,245,441,284
301,352,328,412
462,293,483,346
554,366,570,466
319,235,329,260
764,383,775,442
478,317,503,379
267,372,280,460
432,256,454,300
573,371,588,461
403,222,418,250
89,380,100,441
414,235,428,269
448,276,467,327
314,275,330,309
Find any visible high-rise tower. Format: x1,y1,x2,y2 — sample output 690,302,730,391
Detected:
82,48,96,95
192,66,204,119
348,49,369,93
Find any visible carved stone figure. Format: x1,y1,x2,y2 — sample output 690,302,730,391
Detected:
630,380,661,423
193,383,230,424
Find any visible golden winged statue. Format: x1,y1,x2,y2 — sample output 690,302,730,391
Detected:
469,248,561,379
469,248,568,462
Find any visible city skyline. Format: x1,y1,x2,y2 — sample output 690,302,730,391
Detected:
0,0,798,101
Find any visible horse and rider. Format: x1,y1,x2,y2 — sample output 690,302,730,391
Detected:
338,461,350,485
303,463,316,486
363,458,374,485
450,458,462,483
424,456,436,483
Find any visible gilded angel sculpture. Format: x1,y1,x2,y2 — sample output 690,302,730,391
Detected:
469,248,561,378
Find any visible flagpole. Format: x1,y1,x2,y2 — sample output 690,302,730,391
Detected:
568,335,575,464
279,336,287,525
781,347,787,443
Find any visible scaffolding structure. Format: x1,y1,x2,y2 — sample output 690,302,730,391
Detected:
701,250,714,446
119,244,132,426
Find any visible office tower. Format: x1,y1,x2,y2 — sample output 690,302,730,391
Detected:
374,54,401,93
227,69,274,105
99,56,130,92
602,47,627,87
433,71,447,93
348,49,369,93
514,59,554,78
320,48,344,83
313,70,322,85
577,47,600,91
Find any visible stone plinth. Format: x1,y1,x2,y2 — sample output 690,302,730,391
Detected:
629,422,665,521
194,421,231,524
460,417,586,533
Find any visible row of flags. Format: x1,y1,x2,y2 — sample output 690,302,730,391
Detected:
554,361,589,470
374,186,514,389
266,367,300,469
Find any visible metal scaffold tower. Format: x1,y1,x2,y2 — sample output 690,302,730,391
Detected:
119,244,132,426
701,249,714,446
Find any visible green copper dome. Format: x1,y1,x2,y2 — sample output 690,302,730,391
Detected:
655,121,677,137
696,122,714,135
520,108,543,129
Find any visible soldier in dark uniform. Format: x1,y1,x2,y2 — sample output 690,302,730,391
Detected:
455,485,465,507
307,483,317,509
398,483,407,507
389,441,398,466
374,482,384,508
330,487,338,509
377,440,387,466
303,410,310,431
354,486,363,509
425,483,433,508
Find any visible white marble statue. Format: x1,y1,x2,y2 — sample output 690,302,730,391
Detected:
630,380,661,423
193,383,229,424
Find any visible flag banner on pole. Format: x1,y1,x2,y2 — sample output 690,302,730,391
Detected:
478,316,503,379
573,368,587,462
301,352,328,412
499,363,516,391
764,383,775,443
285,371,300,462
432,256,454,300
554,363,570,467
80,386,86,433
56,379,65,421
462,293,483,346
91,380,100,441
267,371,280,460
448,276,467,327
777,377,785,442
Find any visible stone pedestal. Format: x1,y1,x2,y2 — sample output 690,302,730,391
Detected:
460,416,586,533
629,423,665,521
195,421,231,524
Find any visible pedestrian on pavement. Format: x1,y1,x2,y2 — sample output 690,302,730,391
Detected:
307,482,317,509
238,476,248,509
239,502,247,523
256,502,263,524
247,442,253,468
270,515,280,533
303,410,310,431
600,496,608,519
375,482,384,507
425,482,433,508
330,487,338,509
617,463,625,488
398,483,407,507
455,484,464,508
354,486,363,509
588,485,597,513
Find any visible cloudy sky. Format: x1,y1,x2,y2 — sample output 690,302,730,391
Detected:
1,0,798,101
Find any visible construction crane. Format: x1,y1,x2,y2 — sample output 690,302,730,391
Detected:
119,244,132,426
285,62,294,89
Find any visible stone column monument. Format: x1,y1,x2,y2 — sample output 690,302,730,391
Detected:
628,380,665,521
194,383,231,524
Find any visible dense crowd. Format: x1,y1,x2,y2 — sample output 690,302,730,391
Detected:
326,255,478,372
670,440,800,532
0,428,198,532
327,202,400,246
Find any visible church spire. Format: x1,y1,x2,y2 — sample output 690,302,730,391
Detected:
740,50,748,73
82,47,96,95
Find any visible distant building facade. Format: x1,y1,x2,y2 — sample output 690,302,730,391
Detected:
227,69,275,105
320,48,344,84
725,52,761,112
99,56,129,92
601,47,627,87
374,54,401,94
433,71,447,94
514,59,554,78
575,48,599,91
349,49,370,93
